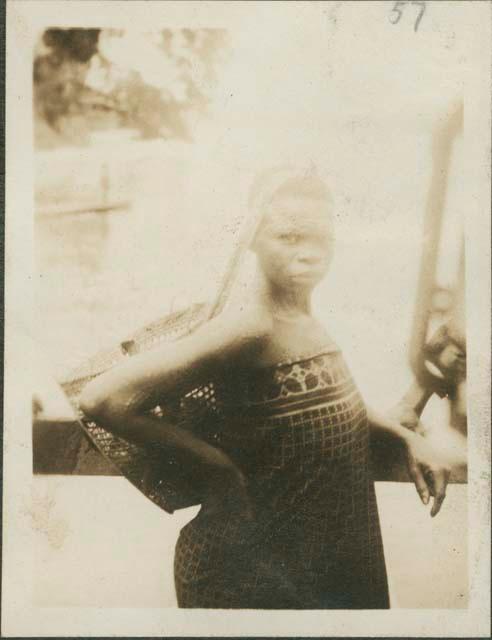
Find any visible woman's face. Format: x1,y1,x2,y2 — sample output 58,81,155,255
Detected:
253,192,334,291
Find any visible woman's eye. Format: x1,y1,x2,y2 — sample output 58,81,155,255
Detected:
279,233,299,244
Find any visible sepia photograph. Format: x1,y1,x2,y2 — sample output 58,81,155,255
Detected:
3,0,491,637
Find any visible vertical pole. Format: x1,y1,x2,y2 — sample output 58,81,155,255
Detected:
409,103,463,379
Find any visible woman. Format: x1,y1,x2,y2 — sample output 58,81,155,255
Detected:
80,167,450,609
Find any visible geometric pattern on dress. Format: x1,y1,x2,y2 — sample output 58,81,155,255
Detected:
175,351,390,609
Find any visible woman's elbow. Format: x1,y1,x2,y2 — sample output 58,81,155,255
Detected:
78,385,107,422
79,384,129,432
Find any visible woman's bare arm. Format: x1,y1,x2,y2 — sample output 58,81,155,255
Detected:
80,307,271,425
393,382,434,422
79,307,271,513
366,406,450,517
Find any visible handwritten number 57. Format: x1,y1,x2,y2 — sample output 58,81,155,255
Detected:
390,1,426,32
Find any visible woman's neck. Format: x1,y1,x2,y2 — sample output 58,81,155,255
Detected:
258,273,312,320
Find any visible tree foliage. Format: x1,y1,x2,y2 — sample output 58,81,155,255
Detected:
33,28,228,147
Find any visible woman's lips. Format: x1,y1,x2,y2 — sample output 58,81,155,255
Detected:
289,270,322,280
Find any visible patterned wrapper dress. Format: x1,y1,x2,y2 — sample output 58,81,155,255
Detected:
174,348,390,609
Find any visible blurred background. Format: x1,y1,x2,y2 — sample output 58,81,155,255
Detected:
32,2,468,609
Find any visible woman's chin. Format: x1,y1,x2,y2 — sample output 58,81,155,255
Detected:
264,271,323,291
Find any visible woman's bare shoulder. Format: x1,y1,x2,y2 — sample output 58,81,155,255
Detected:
203,301,273,363
80,304,272,417
222,299,273,336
